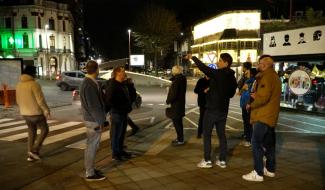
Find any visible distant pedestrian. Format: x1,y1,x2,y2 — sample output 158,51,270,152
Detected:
16,65,50,162
190,53,237,169
242,55,281,182
166,65,187,145
80,60,107,181
104,66,133,161
194,75,209,138
239,68,257,147
237,62,252,139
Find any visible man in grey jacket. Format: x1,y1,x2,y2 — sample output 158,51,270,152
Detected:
80,60,106,181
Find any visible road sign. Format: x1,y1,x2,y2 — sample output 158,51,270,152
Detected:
208,63,217,69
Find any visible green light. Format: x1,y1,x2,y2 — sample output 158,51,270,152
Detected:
6,55,14,58
9,37,14,44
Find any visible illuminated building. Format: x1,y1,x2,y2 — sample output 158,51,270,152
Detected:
0,0,75,79
191,10,261,77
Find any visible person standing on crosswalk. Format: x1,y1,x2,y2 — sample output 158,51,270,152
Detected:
16,65,50,162
80,60,107,181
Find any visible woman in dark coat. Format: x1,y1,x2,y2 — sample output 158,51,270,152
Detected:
166,65,187,145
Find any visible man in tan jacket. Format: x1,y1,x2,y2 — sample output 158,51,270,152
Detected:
242,55,281,182
16,66,50,162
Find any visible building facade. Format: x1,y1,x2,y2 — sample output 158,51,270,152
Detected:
191,10,261,77
0,0,75,79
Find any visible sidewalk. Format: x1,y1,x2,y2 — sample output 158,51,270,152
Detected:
19,119,325,190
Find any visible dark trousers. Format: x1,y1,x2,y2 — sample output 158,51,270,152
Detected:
110,112,127,157
127,116,139,130
23,115,49,153
252,121,276,176
172,117,184,142
241,107,252,142
203,110,227,161
197,107,206,136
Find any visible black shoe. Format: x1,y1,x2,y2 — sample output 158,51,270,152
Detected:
171,139,185,146
121,151,132,159
128,127,139,137
94,169,103,175
112,155,124,161
85,173,106,182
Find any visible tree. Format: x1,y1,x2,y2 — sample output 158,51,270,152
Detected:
133,4,181,75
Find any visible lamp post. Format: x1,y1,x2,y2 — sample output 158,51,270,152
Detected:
128,29,131,70
45,24,50,79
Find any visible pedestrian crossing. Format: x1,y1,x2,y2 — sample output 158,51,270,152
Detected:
0,119,133,150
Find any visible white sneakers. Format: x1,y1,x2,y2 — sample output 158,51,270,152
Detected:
242,170,264,182
242,168,275,182
197,159,212,168
264,168,275,177
216,160,227,168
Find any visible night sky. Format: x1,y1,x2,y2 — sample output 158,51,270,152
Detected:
83,0,325,59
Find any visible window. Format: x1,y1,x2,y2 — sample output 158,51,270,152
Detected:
62,20,66,32
50,34,55,48
5,17,11,28
7,37,14,48
23,33,29,48
21,15,28,28
63,36,66,52
246,41,253,49
77,72,85,78
64,72,76,77
38,16,41,29
39,34,42,49
49,18,55,30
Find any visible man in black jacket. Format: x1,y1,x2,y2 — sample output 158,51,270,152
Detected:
80,60,106,181
104,66,133,160
194,75,209,139
190,53,237,169
166,65,187,145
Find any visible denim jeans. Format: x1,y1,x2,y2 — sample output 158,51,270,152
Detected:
84,121,102,177
23,115,49,154
252,121,276,176
172,117,184,142
241,107,252,142
203,110,227,161
110,112,127,157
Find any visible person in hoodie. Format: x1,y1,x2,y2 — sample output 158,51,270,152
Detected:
190,53,237,169
16,65,50,162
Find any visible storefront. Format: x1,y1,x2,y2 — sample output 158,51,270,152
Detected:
263,25,325,114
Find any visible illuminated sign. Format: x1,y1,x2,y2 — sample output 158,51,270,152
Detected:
288,70,311,95
130,55,145,66
263,25,325,56
193,11,261,40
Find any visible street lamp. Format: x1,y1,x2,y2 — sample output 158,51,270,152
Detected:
128,29,131,70
45,24,50,79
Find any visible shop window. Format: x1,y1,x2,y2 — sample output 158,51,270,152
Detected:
49,18,55,30
38,16,41,29
23,33,29,48
21,15,28,28
39,34,42,49
5,17,12,28
62,20,66,32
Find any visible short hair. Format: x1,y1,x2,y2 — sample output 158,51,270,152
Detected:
23,65,36,77
112,66,125,78
243,62,252,70
172,65,183,75
259,54,273,62
85,60,98,74
220,53,233,67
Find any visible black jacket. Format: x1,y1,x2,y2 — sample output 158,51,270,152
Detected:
192,56,237,113
166,74,187,119
80,77,106,126
104,79,132,114
194,77,209,107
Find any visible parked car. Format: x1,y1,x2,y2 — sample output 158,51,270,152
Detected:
56,71,86,91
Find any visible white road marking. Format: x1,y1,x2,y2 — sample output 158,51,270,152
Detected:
0,121,82,141
0,121,26,128
0,120,56,135
0,118,14,123
184,116,198,128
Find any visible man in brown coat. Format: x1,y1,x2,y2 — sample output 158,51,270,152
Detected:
242,55,281,182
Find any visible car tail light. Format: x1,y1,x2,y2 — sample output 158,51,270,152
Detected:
312,79,317,85
56,75,61,80
72,90,78,97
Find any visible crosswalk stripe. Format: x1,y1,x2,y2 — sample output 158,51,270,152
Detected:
0,120,57,135
0,121,26,128
0,121,82,141
43,127,85,145
0,118,14,123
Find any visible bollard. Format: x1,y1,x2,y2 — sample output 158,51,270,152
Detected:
3,84,10,108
